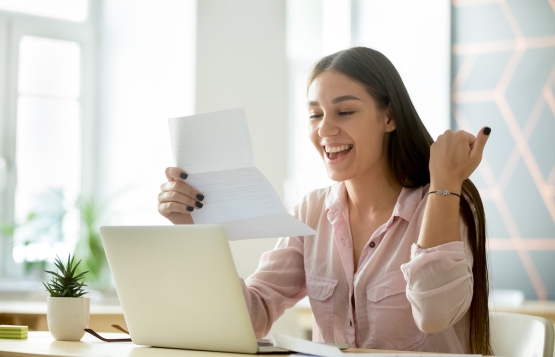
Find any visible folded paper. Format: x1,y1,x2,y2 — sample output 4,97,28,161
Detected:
169,108,316,240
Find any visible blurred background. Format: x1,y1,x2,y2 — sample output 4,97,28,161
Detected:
0,0,553,335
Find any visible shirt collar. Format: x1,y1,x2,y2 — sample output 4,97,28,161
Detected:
325,181,425,223
324,182,347,220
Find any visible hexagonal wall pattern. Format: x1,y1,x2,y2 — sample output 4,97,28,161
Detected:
452,0,555,299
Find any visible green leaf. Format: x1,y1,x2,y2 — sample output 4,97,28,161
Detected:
26,212,37,221
73,271,89,280
43,253,89,297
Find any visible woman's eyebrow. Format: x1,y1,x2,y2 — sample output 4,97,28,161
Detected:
331,95,361,104
307,95,361,107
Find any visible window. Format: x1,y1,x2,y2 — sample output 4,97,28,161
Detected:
13,36,82,269
0,5,95,278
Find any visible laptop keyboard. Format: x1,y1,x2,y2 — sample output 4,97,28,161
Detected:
256,339,274,347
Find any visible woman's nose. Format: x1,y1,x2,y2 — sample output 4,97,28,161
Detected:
318,115,340,137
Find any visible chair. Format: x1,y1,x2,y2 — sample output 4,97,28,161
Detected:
489,311,554,357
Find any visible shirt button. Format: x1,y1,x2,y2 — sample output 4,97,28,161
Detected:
369,241,376,248
341,238,346,245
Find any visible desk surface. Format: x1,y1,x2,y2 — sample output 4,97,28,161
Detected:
0,332,403,357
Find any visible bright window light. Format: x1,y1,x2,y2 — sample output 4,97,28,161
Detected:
18,36,80,99
13,36,81,264
322,0,351,56
0,0,88,22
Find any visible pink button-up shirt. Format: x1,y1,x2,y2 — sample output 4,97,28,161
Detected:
240,182,473,353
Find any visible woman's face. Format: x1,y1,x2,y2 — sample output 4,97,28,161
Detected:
307,70,394,182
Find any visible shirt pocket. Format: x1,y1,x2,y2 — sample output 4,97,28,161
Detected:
366,269,426,350
306,274,337,341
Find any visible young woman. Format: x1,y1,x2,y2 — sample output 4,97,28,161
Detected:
157,47,492,354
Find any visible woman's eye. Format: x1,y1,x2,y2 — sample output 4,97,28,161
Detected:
339,111,354,116
309,114,323,120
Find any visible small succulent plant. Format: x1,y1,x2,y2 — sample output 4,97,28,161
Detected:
43,255,89,298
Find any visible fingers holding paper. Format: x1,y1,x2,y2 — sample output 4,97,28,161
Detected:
158,167,205,225
165,166,190,181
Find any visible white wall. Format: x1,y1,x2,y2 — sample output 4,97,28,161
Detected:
352,0,451,140
96,0,196,225
194,0,288,279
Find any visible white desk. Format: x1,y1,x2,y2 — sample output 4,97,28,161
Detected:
0,332,401,357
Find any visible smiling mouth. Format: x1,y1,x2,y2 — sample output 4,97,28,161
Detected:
324,144,353,160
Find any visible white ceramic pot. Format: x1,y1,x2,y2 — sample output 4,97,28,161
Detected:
47,297,90,341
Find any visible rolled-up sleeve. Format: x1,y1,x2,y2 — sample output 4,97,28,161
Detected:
239,235,307,338
400,220,473,334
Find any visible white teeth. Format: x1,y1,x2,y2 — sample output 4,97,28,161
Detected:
324,145,352,153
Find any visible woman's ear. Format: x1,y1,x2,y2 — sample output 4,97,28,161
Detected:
385,106,396,132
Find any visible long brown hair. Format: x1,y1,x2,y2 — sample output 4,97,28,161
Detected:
308,47,491,355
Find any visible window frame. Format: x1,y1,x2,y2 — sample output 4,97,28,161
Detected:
0,8,97,279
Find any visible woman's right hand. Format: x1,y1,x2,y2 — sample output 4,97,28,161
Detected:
158,167,205,225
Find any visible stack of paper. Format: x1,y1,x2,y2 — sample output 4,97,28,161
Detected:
0,325,28,339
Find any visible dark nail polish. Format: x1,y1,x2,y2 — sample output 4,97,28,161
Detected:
180,173,188,180
186,206,194,212
483,127,491,135
196,194,204,201
195,202,203,208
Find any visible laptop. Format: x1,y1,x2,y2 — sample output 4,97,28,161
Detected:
99,225,293,353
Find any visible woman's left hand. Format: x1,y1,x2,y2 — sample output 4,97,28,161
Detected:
429,127,491,191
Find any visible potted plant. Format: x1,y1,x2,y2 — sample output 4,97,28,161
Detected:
43,255,90,341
